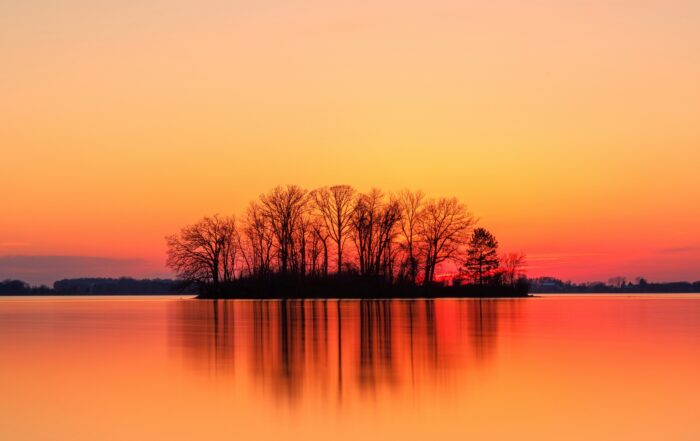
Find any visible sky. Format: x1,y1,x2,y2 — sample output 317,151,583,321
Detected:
1,0,699,285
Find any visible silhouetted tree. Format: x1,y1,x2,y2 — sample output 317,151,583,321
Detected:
293,211,314,276
311,185,356,274
240,201,274,278
311,219,330,276
221,221,241,283
307,218,325,276
463,228,499,285
608,276,627,288
397,189,425,284
259,185,308,274
418,198,475,283
350,189,402,278
501,252,526,286
166,215,238,292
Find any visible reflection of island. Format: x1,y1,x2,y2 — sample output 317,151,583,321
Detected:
169,299,521,404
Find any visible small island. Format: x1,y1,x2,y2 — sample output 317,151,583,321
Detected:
166,184,529,299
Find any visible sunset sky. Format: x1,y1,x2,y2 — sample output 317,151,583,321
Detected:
1,0,699,285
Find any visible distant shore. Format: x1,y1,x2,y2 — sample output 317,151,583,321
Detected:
3,276,700,297
196,287,531,300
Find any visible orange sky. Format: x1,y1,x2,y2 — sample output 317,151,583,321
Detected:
1,0,699,284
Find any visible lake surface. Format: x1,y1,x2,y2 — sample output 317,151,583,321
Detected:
1,295,699,441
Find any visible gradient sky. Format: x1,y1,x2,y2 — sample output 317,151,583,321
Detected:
1,0,699,285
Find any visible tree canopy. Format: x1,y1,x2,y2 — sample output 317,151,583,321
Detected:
165,185,525,296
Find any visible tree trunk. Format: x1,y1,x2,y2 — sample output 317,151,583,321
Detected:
323,240,329,277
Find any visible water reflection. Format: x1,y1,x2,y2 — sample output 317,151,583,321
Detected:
4,296,700,441
170,299,522,404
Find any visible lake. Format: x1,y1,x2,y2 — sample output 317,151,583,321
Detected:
1,295,699,440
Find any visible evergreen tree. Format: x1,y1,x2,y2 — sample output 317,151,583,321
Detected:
463,228,499,285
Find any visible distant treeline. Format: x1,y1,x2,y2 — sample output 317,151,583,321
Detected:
530,277,700,293
0,278,188,295
2,276,698,296
166,184,529,298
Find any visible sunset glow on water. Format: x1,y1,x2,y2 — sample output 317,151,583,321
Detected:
1,295,699,441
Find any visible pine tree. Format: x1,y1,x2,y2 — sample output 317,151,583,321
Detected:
463,228,499,285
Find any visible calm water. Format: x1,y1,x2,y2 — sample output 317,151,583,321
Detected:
1,295,699,441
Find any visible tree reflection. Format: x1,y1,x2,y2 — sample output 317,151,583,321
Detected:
170,299,520,404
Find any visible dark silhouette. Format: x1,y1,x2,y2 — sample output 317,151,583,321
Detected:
0,277,187,295
351,189,401,278
311,185,356,274
397,189,424,285
501,252,526,287
4,276,696,296
529,276,700,293
0,279,51,295
418,197,475,284
165,184,526,298
53,277,185,294
259,185,308,275
166,215,238,292
462,228,500,285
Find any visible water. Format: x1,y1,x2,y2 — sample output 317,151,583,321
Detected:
1,295,699,441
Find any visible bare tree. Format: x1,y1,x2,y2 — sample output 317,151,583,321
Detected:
418,198,475,284
220,217,241,283
312,220,330,276
292,212,314,276
608,276,627,288
166,215,238,291
501,252,526,286
351,189,402,277
308,218,329,276
240,201,274,278
311,185,356,274
259,185,309,274
397,189,424,284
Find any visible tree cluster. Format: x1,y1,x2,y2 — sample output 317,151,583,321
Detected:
165,185,526,295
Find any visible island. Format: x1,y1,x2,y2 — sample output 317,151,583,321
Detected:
165,184,529,299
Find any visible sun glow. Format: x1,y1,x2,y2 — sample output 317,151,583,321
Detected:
1,0,699,283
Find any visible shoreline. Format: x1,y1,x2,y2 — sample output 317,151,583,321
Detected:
195,293,534,300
